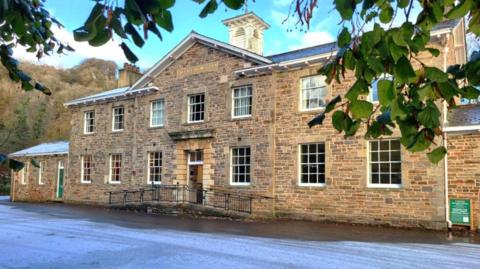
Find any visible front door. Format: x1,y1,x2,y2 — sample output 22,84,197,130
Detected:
188,150,203,204
56,160,64,199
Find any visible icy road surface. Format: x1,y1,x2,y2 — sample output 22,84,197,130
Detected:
0,196,479,269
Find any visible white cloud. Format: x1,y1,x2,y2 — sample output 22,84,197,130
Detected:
13,25,131,69
288,31,334,50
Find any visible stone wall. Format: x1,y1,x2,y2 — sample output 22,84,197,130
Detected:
447,132,480,230
11,155,67,202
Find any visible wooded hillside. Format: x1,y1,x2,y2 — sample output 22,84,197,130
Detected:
0,58,118,154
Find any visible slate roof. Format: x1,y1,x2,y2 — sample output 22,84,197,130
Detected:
9,141,69,157
64,86,158,107
267,42,337,63
447,105,480,127
431,19,460,33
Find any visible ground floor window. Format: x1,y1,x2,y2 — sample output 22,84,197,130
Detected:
81,155,93,183
231,147,251,185
368,139,401,187
109,154,122,183
38,161,44,185
148,152,162,184
299,143,325,185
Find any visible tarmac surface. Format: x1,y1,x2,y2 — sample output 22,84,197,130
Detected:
0,196,479,269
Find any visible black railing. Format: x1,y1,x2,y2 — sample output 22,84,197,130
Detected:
107,184,254,214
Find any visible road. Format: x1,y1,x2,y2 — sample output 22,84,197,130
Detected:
0,196,479,269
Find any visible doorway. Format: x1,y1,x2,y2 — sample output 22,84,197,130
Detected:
56,160,64,199
187,150,203,204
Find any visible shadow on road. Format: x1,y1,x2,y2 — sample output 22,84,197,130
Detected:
1,196,478,244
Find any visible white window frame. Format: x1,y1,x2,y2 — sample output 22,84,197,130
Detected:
232,85,253,118
230,147,251,186
147,151,162,185
187,93,205,123
367,139,402,189
112,106,124,132
298,143,326,187
38,161,44,185
187,150,204,166
369,73,393,104
19,166,26,185
80,155,92,184
150,100,165,127
109,154,122,184
300,75,328,112
84,111,95,134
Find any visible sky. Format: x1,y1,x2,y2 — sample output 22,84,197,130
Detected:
13,0,342,70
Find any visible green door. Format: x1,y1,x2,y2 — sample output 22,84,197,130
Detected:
57,161,64,199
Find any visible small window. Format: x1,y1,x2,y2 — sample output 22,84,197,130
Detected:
299,143,326,186
38,161,44,185
81,155,93,183
148,152,162,184
84,111,95,134
232,85,252,118
150,100,165,127
109,154,122,183
369,74,392,103
231,147,251,185
368,139,402,187
188,94,205,123
112,106,124,131
300,75,327,110
188,150,203,165
19,167,26,185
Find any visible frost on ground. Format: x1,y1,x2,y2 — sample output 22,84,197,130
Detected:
0,196,479,269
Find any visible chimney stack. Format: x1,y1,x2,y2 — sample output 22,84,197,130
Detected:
117,63,142,88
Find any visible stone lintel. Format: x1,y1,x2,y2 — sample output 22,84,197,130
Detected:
168,129,215,141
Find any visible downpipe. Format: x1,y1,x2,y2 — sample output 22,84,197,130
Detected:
442,42,452,230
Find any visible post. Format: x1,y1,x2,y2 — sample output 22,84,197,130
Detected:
140,188,144,203
123,190,127,205
108,192,112,204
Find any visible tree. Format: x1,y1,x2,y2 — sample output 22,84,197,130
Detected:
0,0,479,170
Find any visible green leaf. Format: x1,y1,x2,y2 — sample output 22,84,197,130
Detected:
390,98,408,120
120,42,138,63
199,0,218,18
389,43,408,63
418,101,441,128
394,56,416,83
343,49,355,70
425,67,448,82
417,83,435,100
334,0,355,20
426,47,440,57
308,113,326,127
379,5,394,23
437,81,458,102
85,3,104,27
111,17,127,38
147,21,162,40
367,57,384,74
155,9,174,32
155,0,175,9
345,80,369,101
427,146,447,164
377,79,395,105
392,29,408,47
332,110,347,132
325,95,342,113
223,0,244,9
446,0,473,20
338,27,351,47
460,86,480,99
350,100,373,119
73,26,97,42
344,120,360,137
88,29,111,47
397,0,409,8
124,23,145,47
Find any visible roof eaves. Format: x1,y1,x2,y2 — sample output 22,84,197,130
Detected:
64,86,158,107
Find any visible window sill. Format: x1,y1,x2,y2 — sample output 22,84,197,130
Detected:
298,183,326,188
299,107,325,114
231,115,252,121
111,129,124,133
80,181,91,184
147,182,162,185
149,125,164,130
184,121,205,125
230,183,251,187
83,132,95,136
108,181,122,185
367,184,402,189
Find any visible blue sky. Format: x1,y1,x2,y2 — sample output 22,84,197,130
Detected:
15,0,342,70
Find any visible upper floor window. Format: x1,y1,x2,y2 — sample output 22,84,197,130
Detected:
369,74,392,103
112,106,124,131
300,75,327,111
81,155,93,183
188,93,205,123
299,143,325,186
368,139,401,188
84,111,95,134
38,161,44,185
231,147,251,185
109,154,122,183
150,100,165,127
148,152,162,184
232,85,252,118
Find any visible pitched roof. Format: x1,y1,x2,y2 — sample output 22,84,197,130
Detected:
9,141,69,157
64,86,158,107
267,42,337,63
446,105,480,128
431,19,460,35
130,31,272,90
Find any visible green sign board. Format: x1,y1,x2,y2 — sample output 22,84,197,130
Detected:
450,199,471,226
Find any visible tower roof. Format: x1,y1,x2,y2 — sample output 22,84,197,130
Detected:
222,12,270,29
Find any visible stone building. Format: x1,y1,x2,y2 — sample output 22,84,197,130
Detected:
9,13,480,230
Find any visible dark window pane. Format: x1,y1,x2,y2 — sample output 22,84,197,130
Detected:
371,173,379,184
370,141,378,151
380,140,389,151
391,173,401,184
380,173,390,184
391,162,401,173
391,150,401,162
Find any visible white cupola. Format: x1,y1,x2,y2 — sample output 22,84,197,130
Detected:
222,12,270,55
